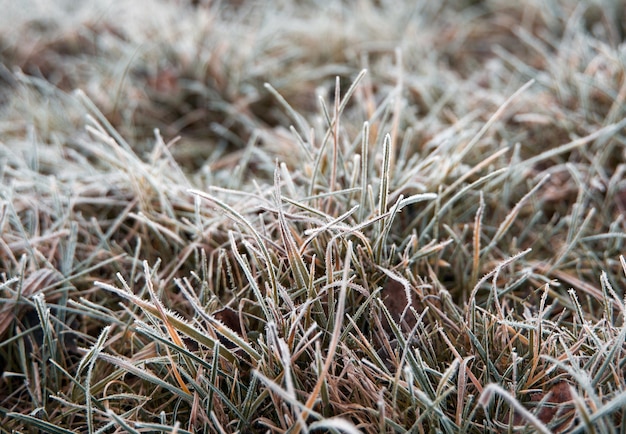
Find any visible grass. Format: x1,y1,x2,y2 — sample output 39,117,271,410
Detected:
1,0,625,432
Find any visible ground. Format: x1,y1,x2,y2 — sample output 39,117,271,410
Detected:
0,0,625,432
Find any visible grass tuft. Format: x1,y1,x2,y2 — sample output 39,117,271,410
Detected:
1,0,626,432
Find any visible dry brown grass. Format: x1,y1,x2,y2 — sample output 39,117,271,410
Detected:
1,0,625,432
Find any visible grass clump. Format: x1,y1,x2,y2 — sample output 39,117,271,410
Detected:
1,0,626,432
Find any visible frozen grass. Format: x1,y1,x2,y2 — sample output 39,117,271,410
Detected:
1,0,626,432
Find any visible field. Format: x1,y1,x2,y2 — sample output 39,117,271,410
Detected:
1,0,626,432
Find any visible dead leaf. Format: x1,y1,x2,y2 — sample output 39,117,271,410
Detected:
213,307,243,335
536,381,575,432
381,278,420,333
511,381,575,432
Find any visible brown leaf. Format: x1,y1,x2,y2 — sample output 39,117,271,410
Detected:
212,307,245,349
536,381,575,432
616,186,626,217
512,381,575,432
381,278,420,333
146,67,180,94
213,307,243,335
